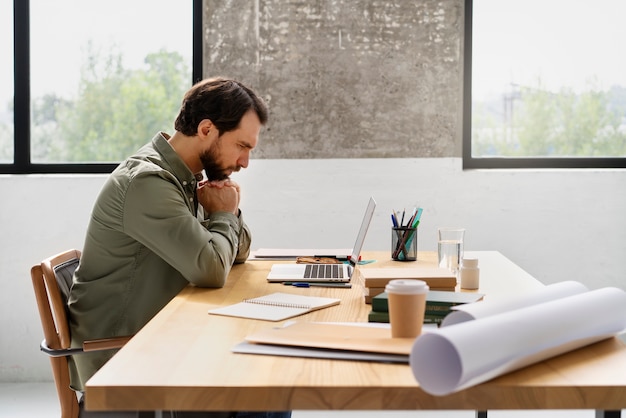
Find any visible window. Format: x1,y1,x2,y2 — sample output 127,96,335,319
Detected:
2,0,202,173
0,0,14,164
464,0,626,168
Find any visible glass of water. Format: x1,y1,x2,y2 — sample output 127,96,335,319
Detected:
438,227,465,276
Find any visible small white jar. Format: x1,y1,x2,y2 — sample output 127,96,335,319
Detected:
460,257,480,290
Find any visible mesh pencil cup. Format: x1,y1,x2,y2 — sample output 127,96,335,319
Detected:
391,226,417,261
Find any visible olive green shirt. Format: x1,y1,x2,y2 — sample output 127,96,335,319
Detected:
68,132,251,391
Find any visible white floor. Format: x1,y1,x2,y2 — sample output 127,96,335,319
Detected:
2,382,620,418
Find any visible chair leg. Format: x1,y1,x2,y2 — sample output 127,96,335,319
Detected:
50,357,80,418
595,411,621,418
476,411,488,418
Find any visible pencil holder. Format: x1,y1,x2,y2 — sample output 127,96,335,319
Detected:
392,226,417,261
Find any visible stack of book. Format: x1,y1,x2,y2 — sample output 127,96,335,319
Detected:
368,290,485,325
359,267,458,304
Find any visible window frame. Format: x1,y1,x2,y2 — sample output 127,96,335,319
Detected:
462,0,626,169
2,0,203,174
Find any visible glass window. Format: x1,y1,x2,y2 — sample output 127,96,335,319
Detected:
30,0,192,163
468,0,626,166
0,0,14,163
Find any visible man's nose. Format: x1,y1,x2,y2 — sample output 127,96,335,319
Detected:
238,150,250,168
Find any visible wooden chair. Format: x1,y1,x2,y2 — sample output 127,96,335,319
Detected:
31,249,131,418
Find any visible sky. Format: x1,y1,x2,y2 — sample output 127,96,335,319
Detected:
472,0,626,101
1,0,192,108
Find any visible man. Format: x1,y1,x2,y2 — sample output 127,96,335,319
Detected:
68,77,289,418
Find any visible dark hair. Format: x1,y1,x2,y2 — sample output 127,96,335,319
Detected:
174,77,268,136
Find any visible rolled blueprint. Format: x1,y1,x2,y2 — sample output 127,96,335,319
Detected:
410,284,626,396
441,280,589,326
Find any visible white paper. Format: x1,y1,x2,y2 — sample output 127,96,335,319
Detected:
208,292,340,321
409,284,626,396
232,341,409,363
441,280,589,326
251,248,351,258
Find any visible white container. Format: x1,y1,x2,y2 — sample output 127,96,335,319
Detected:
460,258,480,290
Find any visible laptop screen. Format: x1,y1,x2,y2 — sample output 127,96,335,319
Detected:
348,197,376,265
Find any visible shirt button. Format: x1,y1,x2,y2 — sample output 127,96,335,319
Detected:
182,181,188,186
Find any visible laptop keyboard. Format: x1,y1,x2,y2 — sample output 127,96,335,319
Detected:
303,264,343,279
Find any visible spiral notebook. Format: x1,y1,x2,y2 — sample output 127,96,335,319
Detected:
208,292,341,321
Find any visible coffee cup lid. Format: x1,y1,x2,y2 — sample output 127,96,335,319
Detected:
385,279,429,294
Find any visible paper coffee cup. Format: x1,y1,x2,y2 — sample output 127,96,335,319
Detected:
385,279,429,338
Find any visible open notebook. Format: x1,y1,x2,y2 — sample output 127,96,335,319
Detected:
266,197,376,282
207,292,340,321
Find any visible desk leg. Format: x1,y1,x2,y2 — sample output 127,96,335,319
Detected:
476,411,487,418
596,411,621,418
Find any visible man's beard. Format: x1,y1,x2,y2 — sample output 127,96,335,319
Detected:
200,141,239,181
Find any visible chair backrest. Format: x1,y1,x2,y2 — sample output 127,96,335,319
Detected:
50,257,79,304
31,249,82,418
38,249,81,349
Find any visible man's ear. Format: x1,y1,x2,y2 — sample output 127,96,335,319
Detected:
197,119,216,140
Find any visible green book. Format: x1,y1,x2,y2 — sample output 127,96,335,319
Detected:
367,309,446,325
367,310,390,323
425,304,455,314
423,314,445,326
371,290,484,313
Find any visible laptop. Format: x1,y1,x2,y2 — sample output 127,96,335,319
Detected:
266,197,376,282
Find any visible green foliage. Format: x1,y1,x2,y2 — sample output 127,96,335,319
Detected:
471,102,507,156
472,82,626,158
0,99,14,162
32,44,190,162
0,125,12,163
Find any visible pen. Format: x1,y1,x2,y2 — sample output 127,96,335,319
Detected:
393,206,424,259
283,282,352,288
412,207,423,227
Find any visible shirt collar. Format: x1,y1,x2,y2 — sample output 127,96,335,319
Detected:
151,132,197,187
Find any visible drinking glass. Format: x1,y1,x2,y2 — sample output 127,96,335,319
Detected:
437,227,465,276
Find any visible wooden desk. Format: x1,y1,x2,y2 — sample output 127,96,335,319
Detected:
85,251,626,413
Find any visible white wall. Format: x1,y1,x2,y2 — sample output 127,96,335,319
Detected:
1,158,625,382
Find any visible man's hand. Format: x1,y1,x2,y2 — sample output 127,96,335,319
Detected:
197,179,240,215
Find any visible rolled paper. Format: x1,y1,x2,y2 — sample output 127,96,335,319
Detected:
410,285,626,396
441,280,589,327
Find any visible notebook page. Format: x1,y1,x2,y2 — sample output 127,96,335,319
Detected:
208,292,340,322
